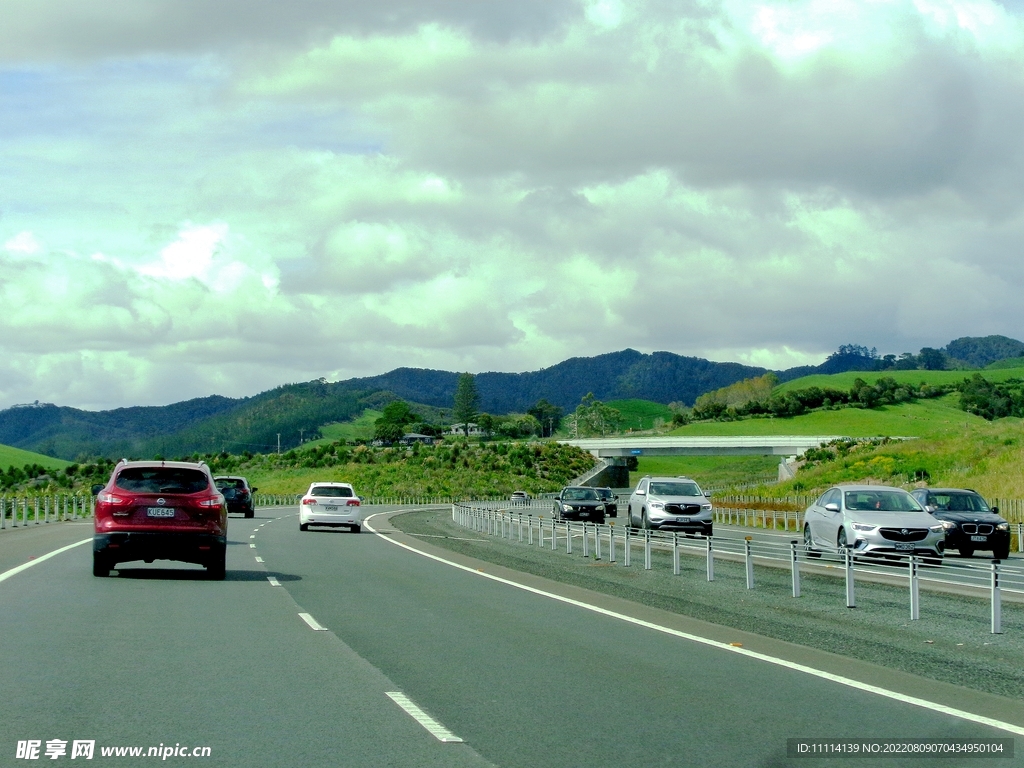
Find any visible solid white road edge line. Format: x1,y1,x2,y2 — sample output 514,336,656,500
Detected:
0,538,92,584
364,511,1024,738
298,612,327,631
385,691,464,743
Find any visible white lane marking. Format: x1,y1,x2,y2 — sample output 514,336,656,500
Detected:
298,612,327,631
0,538,92,584
249,535,255,539
267,576,281,587
364,512,1024,738
249,544,256,549
255,556,264,563
385,691,464,743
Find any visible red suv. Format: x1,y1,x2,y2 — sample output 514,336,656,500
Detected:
92,460,228,579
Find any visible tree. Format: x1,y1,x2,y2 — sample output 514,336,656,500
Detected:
919,347,947,371
527,399,563,437
452,373,480,436
374,399,417,443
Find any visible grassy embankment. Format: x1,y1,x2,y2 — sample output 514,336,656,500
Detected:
299,409,382,449
662,368,1024,499
0,445,70,472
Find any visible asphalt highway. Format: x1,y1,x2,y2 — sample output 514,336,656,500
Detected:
1,509,1022,767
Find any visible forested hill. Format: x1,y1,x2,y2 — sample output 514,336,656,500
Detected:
335,350,768,413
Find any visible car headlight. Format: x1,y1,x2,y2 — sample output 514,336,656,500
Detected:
941,521,957,530
997,522,1010,531
562,504,573,511
649,502,664,510
701,504,712,511
929,524,948,533
851,523,877,532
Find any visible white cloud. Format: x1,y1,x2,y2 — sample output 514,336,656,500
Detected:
3,0,1024,410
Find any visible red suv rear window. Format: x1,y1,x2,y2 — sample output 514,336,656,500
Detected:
115,468,210,494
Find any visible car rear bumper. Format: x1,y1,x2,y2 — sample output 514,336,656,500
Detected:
94,532,227,567
556,508,605,523
300,510,360,526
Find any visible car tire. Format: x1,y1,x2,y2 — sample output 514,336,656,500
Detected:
837,527,850,556
641,509,650,530
351,524,361,533
245,509,254,518
804,526,821,558
299,523,309,532
958,547,974,558
206,554,226,581
92,553,111,577
994,544,1010,561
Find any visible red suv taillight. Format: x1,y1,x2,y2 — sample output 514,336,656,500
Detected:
302,498,317,505
197,496,223,508
97,492,128,506
347,499,360,506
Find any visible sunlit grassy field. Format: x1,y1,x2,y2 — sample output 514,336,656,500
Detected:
775,367,1024,394
606,399,674,430
0,444,70,472
628,455,779,490
668,394,985,439
301,409,382,449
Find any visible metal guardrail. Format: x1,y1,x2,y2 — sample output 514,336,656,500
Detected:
452,499,1024,634
0,494,92,528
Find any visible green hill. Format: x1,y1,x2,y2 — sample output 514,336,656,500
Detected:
300,410,383,449
606,399,673,430
0,444,70,472
775,367,1024,394
986,357,1024,370
669,393,986,439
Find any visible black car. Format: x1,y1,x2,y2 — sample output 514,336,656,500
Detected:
553,487,606,524
595,487,617,517
214,476,257,518
911,488,1010,559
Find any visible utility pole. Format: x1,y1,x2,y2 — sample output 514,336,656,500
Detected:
299,428,305,444
277,434,281,454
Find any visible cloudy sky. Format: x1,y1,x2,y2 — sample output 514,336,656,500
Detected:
3,0,1024,410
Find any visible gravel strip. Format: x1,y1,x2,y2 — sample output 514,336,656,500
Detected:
392,509,1024,700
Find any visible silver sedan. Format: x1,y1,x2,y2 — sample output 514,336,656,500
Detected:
803,484,945,561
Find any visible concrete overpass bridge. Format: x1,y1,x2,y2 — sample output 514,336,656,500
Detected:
559,436,846,486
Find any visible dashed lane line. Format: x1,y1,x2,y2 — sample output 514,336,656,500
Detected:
385,691,463,743
298,612,327,631
255,556,264,563
267,576,281,587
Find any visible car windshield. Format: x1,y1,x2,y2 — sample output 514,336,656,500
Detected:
597,489,613,499
843,490,921,512
215,479,246,490
563,488,598,501
929,493,990,512
310,486,353,498
115,468,209,494
649,482,701,497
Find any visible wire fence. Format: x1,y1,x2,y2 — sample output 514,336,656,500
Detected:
0,494,93,528
451,499,1024,634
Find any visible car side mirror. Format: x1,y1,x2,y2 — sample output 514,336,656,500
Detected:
824,502,840,513
925,505,937,513
992,505,999,514
635,489,646,496
251,487,258,493
91,484,104,496
704,491,712,498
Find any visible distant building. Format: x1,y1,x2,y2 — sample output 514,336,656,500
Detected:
400,433,434,445
448,423,482,436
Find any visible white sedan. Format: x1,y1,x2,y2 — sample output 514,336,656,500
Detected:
299,482,362,532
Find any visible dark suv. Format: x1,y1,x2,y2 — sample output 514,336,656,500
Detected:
595,487,617,517
553,487,607,524
911,488,1011,559
93,460,228,579
215,476,257,518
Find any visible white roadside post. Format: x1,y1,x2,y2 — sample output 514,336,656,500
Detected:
991,561,1002,634
609,524,616,563
744,537,754,589
644,529,651,570
582,522,589,557
790,540,800,598
623,526,631,567
909,556,920,621
706,536,714,581
845,549,856,608
672,533,680,575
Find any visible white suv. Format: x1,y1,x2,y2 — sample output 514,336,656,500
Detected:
627,476,713,535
